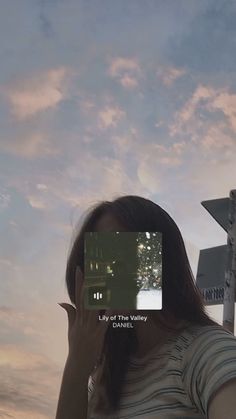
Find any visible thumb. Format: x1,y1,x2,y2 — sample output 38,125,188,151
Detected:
58,303,76,329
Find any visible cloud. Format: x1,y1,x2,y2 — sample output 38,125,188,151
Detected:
0,132,58,158
120,74,138,89
201,122,234,151
189,154,236,198
0,192,11,210
157,66,186,87
4,67,67,119
0,259,15,269
108,57,141,89
36,184,48,191
0,344,48,369
27,194,49,210
0,410,14,418
0,189,51,271
168,84,236,197
210,91,236,132
0,344,60,418
0,305,49,346
79,99,96,114
137,142,186,193
169,84,236,153
109,57,140,77
2,139,188,219
137,159,162,194
1,147,146,223
65,154,135,195
98,106,126,129
111,133,135,155
170,84,216,136
43,151,148,220
24,184,49,209
168,86,236,193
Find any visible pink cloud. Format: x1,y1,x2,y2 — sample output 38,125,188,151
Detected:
27,194,48,209
0,132,59,159
111,134,134,155
98,106,126,129
189,156,236,197
201,123,234,150
0,344,60,418
170,84,236,139
36,184,48,191
109,57,140,76
4,67,67,119
120,74,138,89
0,345,49,369
170,84,216,136
157,66,186,87
210,92,236,132
137,142,186,193
108,57,141,89
0,192,11,209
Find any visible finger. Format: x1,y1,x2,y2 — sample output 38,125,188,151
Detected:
86,305,109,329
94,308,113,329
58,303,76,330
97,310,113,333
75,266,83,311
86,309,98,329
75,267,87,324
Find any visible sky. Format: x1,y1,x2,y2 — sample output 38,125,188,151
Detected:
0,0,236,417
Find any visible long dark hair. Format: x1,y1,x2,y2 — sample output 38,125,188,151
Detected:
65,195,219,412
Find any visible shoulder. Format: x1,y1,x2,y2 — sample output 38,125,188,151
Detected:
172,322,233,349
177,323,236,416
177,323,236,377
180,324,236,359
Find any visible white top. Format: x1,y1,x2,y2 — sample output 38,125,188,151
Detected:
87,324,236,418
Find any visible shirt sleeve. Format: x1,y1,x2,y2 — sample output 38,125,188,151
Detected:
181,326,236,418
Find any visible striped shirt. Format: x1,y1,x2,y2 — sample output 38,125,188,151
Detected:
87,324,236,418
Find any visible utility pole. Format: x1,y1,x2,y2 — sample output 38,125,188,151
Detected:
223,190,236,333
196,189,236,335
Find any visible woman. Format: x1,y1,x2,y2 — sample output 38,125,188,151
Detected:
56,195,236,419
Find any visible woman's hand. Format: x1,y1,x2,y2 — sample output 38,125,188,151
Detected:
59,266,112,374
